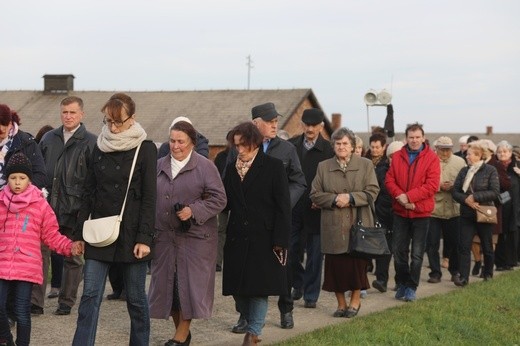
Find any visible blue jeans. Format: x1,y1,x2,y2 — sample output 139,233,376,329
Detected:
290,211,323,303
0,280,33,346
234,296,268,336
72,259,149,346
392,216,430,289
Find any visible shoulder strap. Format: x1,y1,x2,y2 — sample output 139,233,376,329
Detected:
357,191,378,224
118,143,141,217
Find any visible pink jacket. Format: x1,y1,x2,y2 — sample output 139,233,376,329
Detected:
0,184,72,284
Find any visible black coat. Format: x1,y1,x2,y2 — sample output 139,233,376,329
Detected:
39,124,97,229
289,133,334,234
3,130,46,189
76,141,157,262
453,163,500,219
223,149,291,296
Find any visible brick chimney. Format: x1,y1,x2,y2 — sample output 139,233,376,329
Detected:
486,126,493,136
43,74,75,93
331,113,342,130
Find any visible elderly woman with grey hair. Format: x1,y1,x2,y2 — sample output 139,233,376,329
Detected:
493,140,520,271
310,127,379,318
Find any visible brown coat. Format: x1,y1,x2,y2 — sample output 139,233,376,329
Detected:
310,155,380,254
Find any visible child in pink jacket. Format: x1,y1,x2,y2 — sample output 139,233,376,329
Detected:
0,152,83,346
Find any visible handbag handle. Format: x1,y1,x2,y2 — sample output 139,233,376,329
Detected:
117,143,142,218
355,191,379,225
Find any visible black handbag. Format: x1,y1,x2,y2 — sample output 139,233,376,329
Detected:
348,193,391,259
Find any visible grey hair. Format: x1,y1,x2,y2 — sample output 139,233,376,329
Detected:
331,127,356,149
496,140,513,151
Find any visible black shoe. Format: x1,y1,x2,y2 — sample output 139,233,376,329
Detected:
472,261,482,276
231,316,248,334
483,275,493,281
333,309,346,317
107,291,122,300
30,304,43,315
0,339,16,346
164,331,191,346
372,280,387,293
454,276,468,287
216,264,222,272
280,311,294,329
451,273,460,282
304,301,316,308
291,287,303,300
119,290,126,301
54,303,71,315
427,276,441,283
344,304,361,318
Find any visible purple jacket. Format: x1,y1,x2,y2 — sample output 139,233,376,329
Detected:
148,151,227,320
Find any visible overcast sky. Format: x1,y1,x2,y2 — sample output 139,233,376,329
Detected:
2,1,519,134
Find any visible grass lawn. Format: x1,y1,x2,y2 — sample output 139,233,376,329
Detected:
276,270,520,345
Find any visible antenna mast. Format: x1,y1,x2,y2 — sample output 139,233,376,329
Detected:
246,55,254,90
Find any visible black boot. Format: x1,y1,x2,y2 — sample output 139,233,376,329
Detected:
472,261,481,276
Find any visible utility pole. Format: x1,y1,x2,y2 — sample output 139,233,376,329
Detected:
246,55,254,90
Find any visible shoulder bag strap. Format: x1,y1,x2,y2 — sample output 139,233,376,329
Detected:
118,142,141,218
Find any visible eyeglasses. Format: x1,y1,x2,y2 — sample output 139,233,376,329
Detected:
103,116,131,128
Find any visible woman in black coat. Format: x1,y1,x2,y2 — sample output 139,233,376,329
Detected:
494,141,520,270
452,141,499,286
72,93,156,346
223,122,291,345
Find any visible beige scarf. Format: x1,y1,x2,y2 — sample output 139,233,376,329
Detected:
97,122,147,153
462,160,484,193
235,149,259,181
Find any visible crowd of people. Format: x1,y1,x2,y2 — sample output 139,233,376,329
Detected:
0,97,519,346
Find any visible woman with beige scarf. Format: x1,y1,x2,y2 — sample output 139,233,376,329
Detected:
452,141,499,287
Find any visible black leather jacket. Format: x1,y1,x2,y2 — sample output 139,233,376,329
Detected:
39,124,97,229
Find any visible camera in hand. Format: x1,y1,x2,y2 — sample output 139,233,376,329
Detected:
174,203,191,232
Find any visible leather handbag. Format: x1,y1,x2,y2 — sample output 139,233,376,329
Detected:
497,191,511,205
83,143,141,247
475,205,498,224
348,193,391,259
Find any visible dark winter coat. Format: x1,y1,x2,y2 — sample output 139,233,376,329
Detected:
223,149,291,296
498,157,520,233
452,162,499,220
75,141,157,262
264,136,307,209
39,124,97,229
289,133,334,234
3,130,46,189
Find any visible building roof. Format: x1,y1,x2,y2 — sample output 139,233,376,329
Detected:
0,88,321,146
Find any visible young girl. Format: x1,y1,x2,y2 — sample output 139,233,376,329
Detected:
0,152,83,346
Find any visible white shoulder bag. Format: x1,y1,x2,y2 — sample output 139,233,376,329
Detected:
82,143,141,247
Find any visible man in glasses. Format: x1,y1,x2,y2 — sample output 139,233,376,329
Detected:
36,96,97,316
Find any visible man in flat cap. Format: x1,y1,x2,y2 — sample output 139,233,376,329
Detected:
231,102,306,332
426,136,466,284
288,108,334,309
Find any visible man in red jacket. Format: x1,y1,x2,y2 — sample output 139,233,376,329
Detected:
385,123,440,302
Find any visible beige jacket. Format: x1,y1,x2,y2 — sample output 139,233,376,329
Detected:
432,154,466,219
310,155,380,254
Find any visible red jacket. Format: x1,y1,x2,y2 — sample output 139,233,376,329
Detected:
385,144,440,218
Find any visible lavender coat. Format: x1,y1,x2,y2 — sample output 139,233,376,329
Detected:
148,151,227,320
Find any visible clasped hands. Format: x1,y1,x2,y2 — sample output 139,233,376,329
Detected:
335,193,350,208
396,193,416,210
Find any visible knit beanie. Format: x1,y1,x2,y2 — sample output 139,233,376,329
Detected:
5,152,33,180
